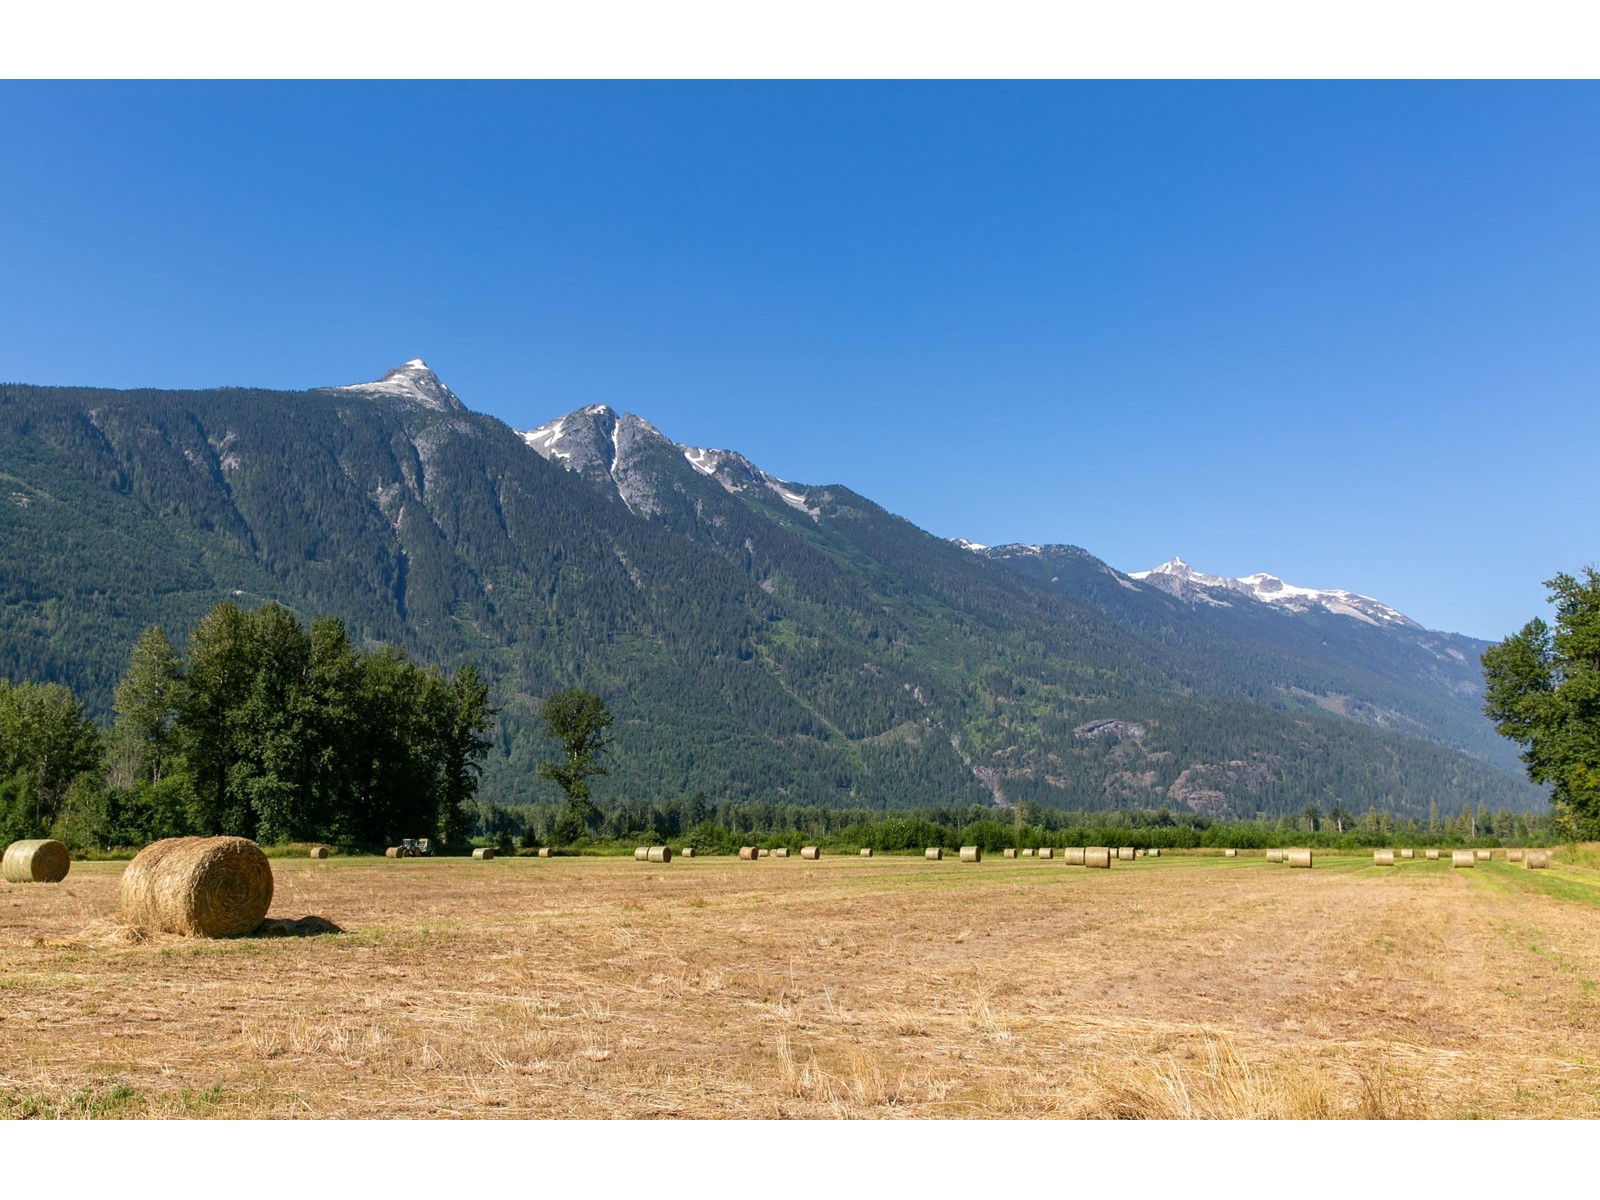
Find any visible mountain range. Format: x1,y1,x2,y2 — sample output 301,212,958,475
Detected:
0,360,1542,821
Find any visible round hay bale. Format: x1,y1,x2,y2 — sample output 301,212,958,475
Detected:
680,847,695,858
307,845,329,860
924,847,943,860
1084,847,1111,869
1287,849,1313,869
1021,848,1035,857
1038,847,1054,860
1507,849,1524,862
647,846,672,863
1525,850,1550,870
1002,848,1017,859
800,846,821,860
1065,847,1086,865
2,839,70,884
634,847,650,861
1475,849,1492,861
1266,849,1285,864
538,847,554,857
859,848,873,857
1425,849,1440,860
771,847,790,859
1224,848,1237,857
119,836,273,938
1399,848,1415,859
1451,850,1476,868
759,848,771,858
1118,847,1136,861
740,846,759,860
385,846,403,858
959,845,981,863
1373,850,1395,866
1147,848,1161,858
471,847,495,860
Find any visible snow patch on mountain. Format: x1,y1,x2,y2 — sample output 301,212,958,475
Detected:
948,538,989,552
1130,557,1418,628
333,359,464,412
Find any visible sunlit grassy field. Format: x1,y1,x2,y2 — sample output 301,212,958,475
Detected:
3,848,1598,1118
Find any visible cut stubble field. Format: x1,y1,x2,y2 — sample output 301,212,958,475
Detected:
3,851,1599,1119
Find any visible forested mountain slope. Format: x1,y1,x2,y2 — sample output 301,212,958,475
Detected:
0,364,1544,820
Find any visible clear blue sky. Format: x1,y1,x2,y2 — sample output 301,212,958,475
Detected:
2,81,1596,640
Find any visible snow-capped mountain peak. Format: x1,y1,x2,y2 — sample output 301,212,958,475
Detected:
1130,557,1418,628
332,359,464,412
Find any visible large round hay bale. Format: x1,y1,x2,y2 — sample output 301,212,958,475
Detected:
1525,850,1550,870
647,846,672,863
1084,846,1111,869
1021,848,1035,858
680,847,695,858
758,848,771,858
471,847,495,860
800,846,821,860
634,846,650,861
859,848,873,857
120,836,273,938
1287,849,1313,869
1507,849,1524,862
1373,850,1395,866
1451,850,1476,868
1038,847,1054,860
1065,847,1086,865
1223,848,1237,857
924,847,943,860
771,847,790,859
308,845,329,860
1118,846,1136,861
959,845,981,863
2,839,70,884
385,846,403,858
739,846,759,860
1475,849,1492,861
1147,848,1160,858
1265,849,1284,863
1425,849,1440,860
1003,848,1017,859
536,847,553,858
1399,848,1415,859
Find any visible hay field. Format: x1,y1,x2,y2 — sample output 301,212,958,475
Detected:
3,851,1599,1119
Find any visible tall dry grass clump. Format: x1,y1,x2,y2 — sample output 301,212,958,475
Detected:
119,836,273,938
2,839,70,883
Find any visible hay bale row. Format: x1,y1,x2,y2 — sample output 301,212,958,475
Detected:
1426,849,1440,860
1147,848,1160,858
1373,850,1395,866
1266,849,1286,864
1038,847,1054,860
759,848,771,857
1021,848,1035,857
1526,850,1550,870
1400,848,1415,859
472,847,495,860
634,846,650,861
1452,850,1476,868
859,848,873,857
739,846,759,860
960,846,981,863
771,847,789,859
1085,846,1111,869
1003,848,1017,859
800,846,821,860
120,836,272,938
1507,849,1524,862
645,846,671,863
1065,847,1086,866
2,839,70,884
1287,849,1313,869
925,847,942,860
1475,849,1492,861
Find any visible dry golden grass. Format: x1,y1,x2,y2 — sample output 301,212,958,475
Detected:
2,851,1599,1118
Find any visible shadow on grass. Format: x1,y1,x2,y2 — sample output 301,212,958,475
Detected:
252,915,343,937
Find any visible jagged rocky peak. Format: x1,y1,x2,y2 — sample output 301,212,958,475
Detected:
1131,557,1419,629
332,359,464,412
519,406,673,477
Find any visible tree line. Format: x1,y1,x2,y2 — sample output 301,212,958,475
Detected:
1,601,493,850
